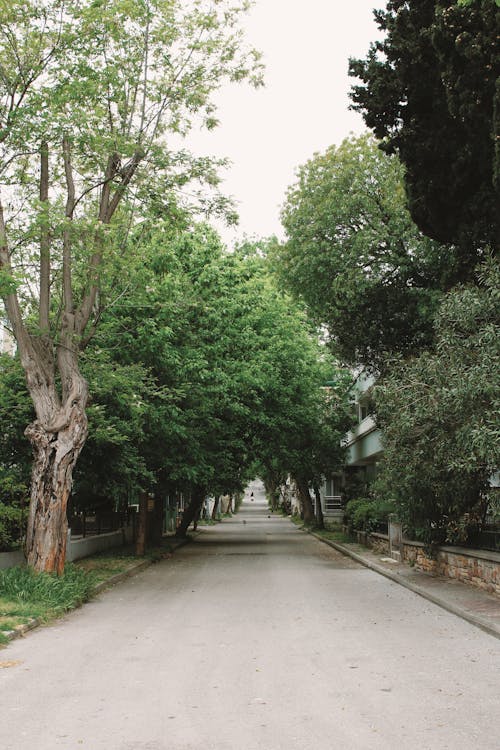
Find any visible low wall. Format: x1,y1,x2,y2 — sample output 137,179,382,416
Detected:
66,528,132,562
364,531,500,596
0,549,24,570
0,526,134,569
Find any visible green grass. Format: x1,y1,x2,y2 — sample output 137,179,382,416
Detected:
288,516,356,544
76,552,141,584
0,543,180,645
0,564,98,642
317,528,356,544
0,564,96,612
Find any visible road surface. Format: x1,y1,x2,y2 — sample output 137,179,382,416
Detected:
1,480,499,749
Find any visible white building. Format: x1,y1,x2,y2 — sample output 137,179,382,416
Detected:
0,319,15,355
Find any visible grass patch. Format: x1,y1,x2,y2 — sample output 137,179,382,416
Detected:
76,552,140,584
317,528,356,544
0,564,97,642
0,564,96,615
289,516,356,544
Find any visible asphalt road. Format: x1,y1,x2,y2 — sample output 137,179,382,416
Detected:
1,480,499,750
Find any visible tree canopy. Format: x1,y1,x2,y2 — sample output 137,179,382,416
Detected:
349,0,499,257
276,134,447,370
0,0,263,571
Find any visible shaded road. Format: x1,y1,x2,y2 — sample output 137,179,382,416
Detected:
1,481,499,749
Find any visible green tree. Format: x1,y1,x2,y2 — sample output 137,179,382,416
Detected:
235,241,351,524
349,0,499,256
277,134,446,369
0,0,262,572
374,259,500,545
0,354,32,549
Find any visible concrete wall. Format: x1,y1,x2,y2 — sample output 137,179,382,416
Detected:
0,526,134,569
0,549,24,569
66,528,133,562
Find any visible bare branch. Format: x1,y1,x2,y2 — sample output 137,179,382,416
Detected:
0,189,32,362
106,149,144,221
62,136,75,314
39,140,50,331
139,4,151,136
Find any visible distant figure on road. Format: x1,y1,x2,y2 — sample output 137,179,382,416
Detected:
250,491,254,502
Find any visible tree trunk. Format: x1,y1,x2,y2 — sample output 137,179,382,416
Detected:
314,484,325,530
211,496,220,521
176,486,205,538
151,493,164,545
24,381,89,574
295,476,315,525
135,493,148,556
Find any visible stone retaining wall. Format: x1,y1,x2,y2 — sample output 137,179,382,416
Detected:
365,531,500,596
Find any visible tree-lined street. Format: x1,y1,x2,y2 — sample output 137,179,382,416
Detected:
1,487,499,750
0,2,498,747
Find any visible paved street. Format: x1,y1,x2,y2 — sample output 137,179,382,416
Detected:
1,481,499,750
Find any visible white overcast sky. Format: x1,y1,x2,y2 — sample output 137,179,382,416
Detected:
184,0,381,247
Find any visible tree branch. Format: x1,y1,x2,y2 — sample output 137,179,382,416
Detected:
62,136,75,315
39,140,50,331
0,190,33,363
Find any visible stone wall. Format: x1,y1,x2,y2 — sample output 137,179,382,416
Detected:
365,532,500,596
403,541,500,596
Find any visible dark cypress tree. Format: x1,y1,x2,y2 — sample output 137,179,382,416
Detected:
349,0,499,271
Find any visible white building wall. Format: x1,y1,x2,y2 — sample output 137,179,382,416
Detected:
0,320,15,355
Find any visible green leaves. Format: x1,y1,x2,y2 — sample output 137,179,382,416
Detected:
374,259,500,543
277,133,446,369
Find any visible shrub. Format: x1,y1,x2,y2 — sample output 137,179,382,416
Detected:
344,497,395,534
0,501,26,552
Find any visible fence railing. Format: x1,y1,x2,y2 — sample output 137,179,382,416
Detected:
324,495,343,513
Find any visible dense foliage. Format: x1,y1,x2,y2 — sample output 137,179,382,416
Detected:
277,134,446,369
374,259,500,544
349,0,499,258
0,225,351,547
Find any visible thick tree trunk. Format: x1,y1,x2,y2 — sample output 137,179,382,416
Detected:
24,373,89,574
295,476,315,525
176,486,205,538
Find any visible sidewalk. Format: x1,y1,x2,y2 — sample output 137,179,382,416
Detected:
307,529,500,640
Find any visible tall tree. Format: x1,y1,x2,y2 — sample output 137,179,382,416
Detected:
349,0,499,257
0,0,262,572
277,134,447,370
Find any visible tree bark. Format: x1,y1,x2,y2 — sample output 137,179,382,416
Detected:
24,370,89,574
295,476,315,525
314,484,325,530
211,496,220,521
176,486,205,538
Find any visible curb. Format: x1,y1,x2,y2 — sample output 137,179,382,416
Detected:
305,528,500,640
2,534,194,646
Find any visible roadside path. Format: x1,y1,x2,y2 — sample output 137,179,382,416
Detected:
306,529,500,639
